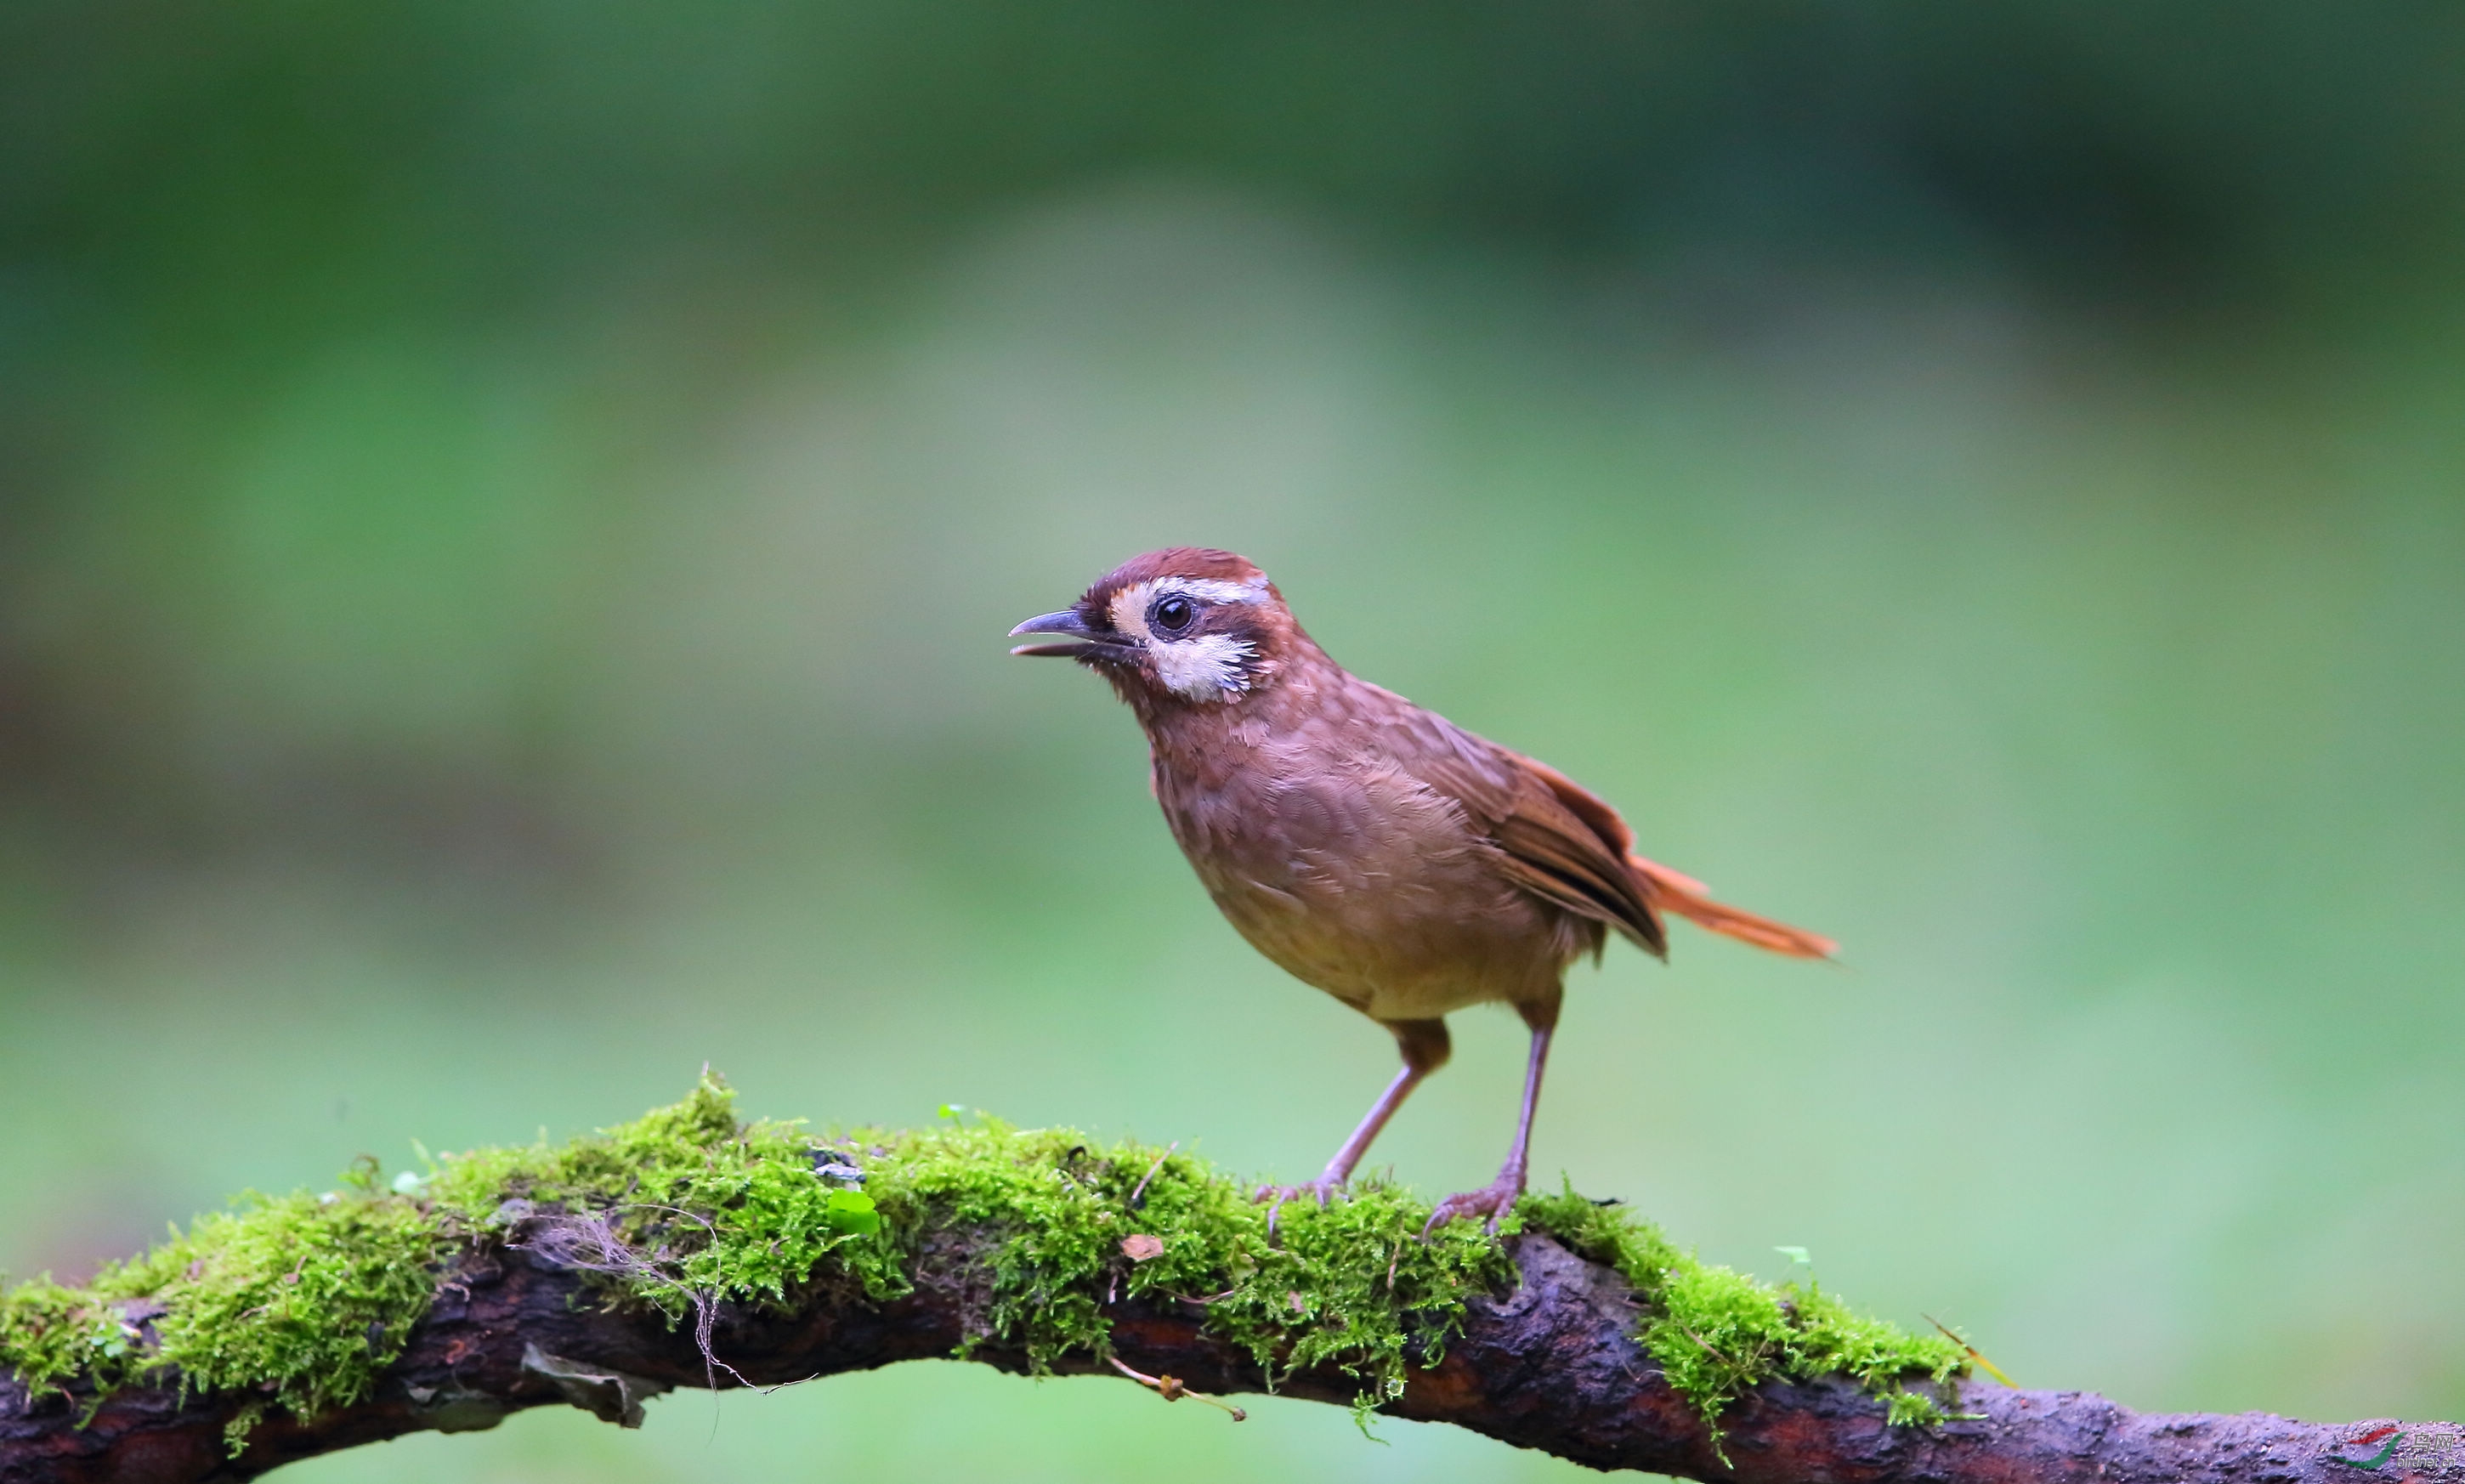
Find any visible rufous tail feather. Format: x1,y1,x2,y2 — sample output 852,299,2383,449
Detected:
1629,856,1837,960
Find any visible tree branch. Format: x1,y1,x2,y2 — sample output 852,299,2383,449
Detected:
5,1086,2455,1482
3,1221,2451,1484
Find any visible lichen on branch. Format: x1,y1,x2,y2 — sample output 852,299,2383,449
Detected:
2,1075,1962,1455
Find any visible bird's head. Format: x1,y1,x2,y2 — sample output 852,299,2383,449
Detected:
1009,548,1301,714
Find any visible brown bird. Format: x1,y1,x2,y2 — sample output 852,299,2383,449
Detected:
1011,548,1833,1232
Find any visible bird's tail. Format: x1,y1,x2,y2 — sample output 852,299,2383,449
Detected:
1629,856,1838,960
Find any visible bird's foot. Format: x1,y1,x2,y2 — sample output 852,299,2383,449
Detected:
1253,1176,1346,1243
1421,1174,1524,1238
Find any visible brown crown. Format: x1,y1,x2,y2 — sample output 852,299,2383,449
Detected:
1079,547,1276,616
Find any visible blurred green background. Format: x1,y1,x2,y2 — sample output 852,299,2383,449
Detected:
4,3,2462,1480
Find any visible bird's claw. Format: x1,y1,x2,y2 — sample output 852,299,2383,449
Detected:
1421,1176,1523,1238
1254,1177,1344,1243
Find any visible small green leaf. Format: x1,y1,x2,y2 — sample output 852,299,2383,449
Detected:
1773,1245,1811,1266
824,1189,881,1235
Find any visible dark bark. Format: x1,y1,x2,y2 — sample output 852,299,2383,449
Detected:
2,1228,2449,1483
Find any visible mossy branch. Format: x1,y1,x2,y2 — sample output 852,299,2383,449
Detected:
2,1080,2451,1483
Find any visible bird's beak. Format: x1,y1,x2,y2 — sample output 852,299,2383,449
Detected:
1008,609,1135,660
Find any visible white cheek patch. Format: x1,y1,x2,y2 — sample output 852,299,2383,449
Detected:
1148,631,1260,699
1106,575,1268,700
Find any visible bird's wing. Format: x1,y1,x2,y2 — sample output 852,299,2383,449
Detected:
1388,709,1669,957
1392,701,1834,961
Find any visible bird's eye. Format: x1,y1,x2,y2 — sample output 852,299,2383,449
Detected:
1151,595,1197,635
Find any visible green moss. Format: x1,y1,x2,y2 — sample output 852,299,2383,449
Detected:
851,1113,1516,1408
0,1176,441,1434
419,1073,887,1323
412,1082,1515,1409
1518,1185,1965,1442
1,1078,1965,1451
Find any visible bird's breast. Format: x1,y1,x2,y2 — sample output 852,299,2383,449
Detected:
1152,745,1568,1019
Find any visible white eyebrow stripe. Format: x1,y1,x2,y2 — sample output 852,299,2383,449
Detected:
1106,575,1267,638
1148,576,1267,606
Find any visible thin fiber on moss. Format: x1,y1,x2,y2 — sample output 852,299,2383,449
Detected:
422,1073,887,1323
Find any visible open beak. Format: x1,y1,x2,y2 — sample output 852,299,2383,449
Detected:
1008,609,1136,660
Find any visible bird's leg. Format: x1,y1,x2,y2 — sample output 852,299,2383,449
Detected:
1258,1019,1448,1230
1425,1000,1557,1236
